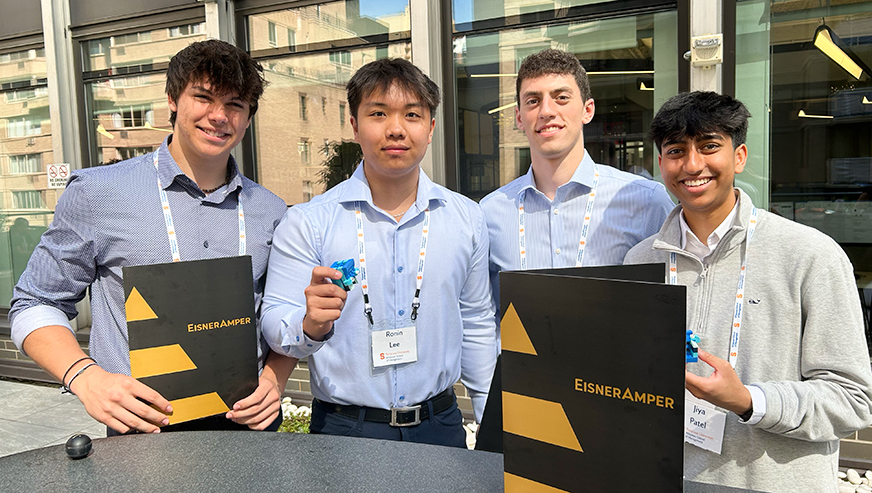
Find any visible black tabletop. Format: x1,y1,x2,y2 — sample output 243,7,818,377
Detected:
0,432,757,492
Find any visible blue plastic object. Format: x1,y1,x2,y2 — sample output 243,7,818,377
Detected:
330,259,359,291
686,329,700,363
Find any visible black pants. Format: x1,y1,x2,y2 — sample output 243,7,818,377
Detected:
309,397,467,448
106,411,282,436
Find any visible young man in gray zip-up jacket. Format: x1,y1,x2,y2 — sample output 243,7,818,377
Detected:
625,91,872,492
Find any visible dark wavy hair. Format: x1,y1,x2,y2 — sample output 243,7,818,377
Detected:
346,58,440,119
516,49,591,104
165,40,266,126
649,91,751,151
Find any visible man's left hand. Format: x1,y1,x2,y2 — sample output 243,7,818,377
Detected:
226,375,282,430
685,349,752,416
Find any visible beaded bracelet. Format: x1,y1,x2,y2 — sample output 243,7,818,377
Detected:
62,357,94,388
64,362,98,395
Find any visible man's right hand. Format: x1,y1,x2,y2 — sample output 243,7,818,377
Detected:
70,365,172,434
302,266,347,341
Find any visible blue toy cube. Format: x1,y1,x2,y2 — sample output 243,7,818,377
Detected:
330,259,359,292
686,329,700,363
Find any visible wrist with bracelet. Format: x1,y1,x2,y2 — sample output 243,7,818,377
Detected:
62,357,98,395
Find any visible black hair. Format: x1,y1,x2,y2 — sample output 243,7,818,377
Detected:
346,58,440,119
165,39,266,126
649,91,751,151
516,49,591,104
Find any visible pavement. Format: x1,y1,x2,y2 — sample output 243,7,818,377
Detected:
0,378,106,458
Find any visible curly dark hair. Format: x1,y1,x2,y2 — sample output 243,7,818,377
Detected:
165,40,266,126
516,49,591,104
649,91,751,151
346,58,440,119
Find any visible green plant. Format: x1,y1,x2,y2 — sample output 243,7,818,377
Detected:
277,397,311,433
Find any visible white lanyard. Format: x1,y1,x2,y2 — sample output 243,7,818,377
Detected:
153,151,245,262
669,207,758,368
518,166,599,269
355,202,430,324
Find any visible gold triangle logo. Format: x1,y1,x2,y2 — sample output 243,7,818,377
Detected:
501,303,537,355
503,391,583,452
125,287,158,322
504,472,570,492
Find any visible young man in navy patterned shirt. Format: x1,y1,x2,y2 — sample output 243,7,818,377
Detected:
10,40,295,435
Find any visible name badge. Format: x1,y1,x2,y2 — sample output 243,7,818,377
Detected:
684,391,726,454
371,325,418,368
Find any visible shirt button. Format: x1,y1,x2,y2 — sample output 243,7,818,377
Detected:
555,248,561,254
398,310,405,316
397,266,403,273
399,395,405,401
553,209,559,215
203,240,209,248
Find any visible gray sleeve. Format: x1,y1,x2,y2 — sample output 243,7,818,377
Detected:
754,245,872,441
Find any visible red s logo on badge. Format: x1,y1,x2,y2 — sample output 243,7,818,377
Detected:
380,353,385,360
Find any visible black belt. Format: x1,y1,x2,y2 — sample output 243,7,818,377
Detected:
316,388,455,427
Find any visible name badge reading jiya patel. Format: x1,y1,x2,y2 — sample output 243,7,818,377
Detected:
371,326,418,368
684,391,726,454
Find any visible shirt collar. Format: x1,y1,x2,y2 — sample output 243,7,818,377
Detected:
516,150,596,198
156,135,243,198
678,197,739,257
340,161,446,212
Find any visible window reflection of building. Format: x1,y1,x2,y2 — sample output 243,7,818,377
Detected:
454,9,678,200
0,46,55,307
245,0,411,205
81,23,207,167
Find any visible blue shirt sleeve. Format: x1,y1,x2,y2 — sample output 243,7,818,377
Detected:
10,174,98,352
260,206,329,358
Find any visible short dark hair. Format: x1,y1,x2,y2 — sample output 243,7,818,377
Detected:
649,91,751,151
346,58,440,119
165,40,266,126
516,49,591,104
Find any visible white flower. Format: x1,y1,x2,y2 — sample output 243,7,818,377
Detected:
295,406,311,416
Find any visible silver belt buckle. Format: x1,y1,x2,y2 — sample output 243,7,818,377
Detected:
390,405,421,427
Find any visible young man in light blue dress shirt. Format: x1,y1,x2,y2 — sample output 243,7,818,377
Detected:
480,49,675,333
10,40,294,435
261,58,496,447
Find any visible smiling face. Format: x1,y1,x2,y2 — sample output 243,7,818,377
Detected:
515,73,595,167
659,133,747,224
167,80,251,168
350,83,435,183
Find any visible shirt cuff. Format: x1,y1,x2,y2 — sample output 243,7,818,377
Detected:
739,384,767,425
277,313,329,359
469,388,487,423
10,305,74,356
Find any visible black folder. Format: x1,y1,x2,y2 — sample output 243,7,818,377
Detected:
478,264,686,492
123,256,258,425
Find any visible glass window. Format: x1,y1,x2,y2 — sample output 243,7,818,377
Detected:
737,0,872,317
12,190,45,209
247,0,410,53
85,74,172,166
82,22,206,72
453,0,618,30
247,0,410,205
0,46,54,304
269,21,278,47
454,10,679,199
168,24,203,38
9,154,42,174
82,23,207,166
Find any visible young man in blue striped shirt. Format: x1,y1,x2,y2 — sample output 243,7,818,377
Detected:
481,49,674,334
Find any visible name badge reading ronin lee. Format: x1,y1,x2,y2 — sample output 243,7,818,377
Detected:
684,391,727,454
371,325,418,368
